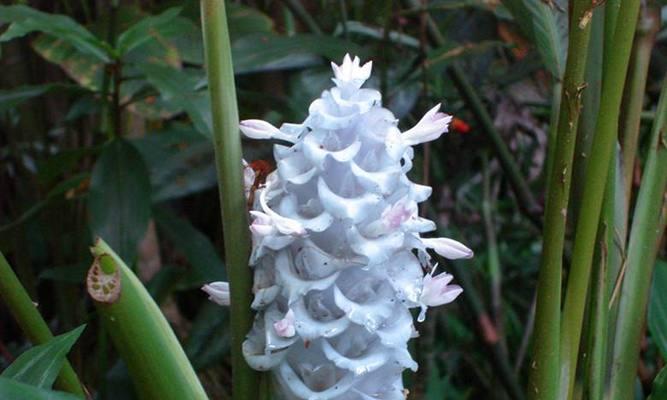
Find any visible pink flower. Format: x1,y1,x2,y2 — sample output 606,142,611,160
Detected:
421,268,463,307
421,237,473,259
202,281,230,306
401,104,452,145
273,309,296,338
382,197,416,229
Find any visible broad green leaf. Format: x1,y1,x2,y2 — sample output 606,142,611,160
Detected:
0,5,109,61
116,7,182,56
185,302,229,370
0,377,81,400
648,259,667,359
39,263,89,284
227,2,274,39
32,35,104,91
137,64,211,136
232,33,364,74
1,325,85,389
0,84,81,113
0,173,89,234
130,126,217,201
649,365,667,400
88,139,152,263
153,206,225,282
501,0,567,78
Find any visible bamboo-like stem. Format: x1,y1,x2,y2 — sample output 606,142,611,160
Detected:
619,4,660,210
200,1,259,399
527,2,593,398
559,1,641,397
0,251,85,396
90,239,208,399
608,77,667,400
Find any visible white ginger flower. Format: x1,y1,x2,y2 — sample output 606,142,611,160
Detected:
205,55,471,399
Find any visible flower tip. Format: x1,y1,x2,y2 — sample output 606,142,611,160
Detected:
202,282,230,306
273,309,296,338
239,119,281,140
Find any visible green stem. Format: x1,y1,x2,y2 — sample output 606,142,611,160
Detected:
0,251,85,397
608,76,667,400
619,3,660,211
200,1,259,399
560,1,641,397
527,2,593,398
90,239,207,399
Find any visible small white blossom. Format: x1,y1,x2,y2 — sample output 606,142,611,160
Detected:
331,53,372,89
240,119,296,142
401,103,452,145
201,281,230,306
421,269,463,307
421,237,474,259
243,159,256,200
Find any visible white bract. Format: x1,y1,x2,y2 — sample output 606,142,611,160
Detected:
208,54,470,399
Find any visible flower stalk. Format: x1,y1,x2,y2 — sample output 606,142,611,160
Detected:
200,1,260,398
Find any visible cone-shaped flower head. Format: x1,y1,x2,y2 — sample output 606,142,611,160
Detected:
207,54,471,399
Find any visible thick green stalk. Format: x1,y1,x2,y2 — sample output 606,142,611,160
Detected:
90,239,207,399
619,4,660,209
200,1,259,399
608,77,667,400
527,2,592,398
560,1,641,397
0,251,85,396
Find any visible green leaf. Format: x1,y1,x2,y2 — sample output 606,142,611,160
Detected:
226,2,273,39
0,377,82,400
2,326,85,389
32,35,104,91
88,139,152,263
153,206,225,282
232,33,364,74
137,64,211,136
130,126,216,201
501,0,567,77
0,5,109,62
0,84,81,113
649,259,667,359
0,173,89,234
649,365,667,400
116,7,182,56
184,302,229,370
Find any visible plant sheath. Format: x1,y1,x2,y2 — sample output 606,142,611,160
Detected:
90,239,207,399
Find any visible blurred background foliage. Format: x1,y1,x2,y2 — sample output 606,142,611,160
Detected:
0,0,665,399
